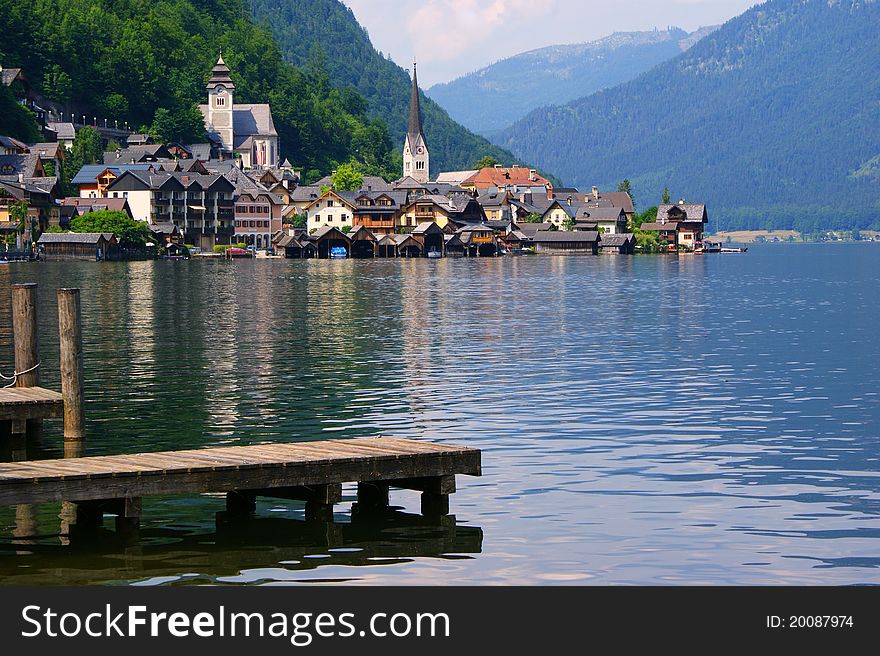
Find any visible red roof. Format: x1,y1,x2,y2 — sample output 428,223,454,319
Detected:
462,167,552,193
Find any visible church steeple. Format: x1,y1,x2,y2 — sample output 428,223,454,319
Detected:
403,60,429,183
206,50,235,155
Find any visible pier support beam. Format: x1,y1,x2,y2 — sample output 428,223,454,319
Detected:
12,283,41,444
356,481,390,512
58,288,85,443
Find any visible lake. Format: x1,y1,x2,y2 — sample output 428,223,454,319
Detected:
1,244,878,585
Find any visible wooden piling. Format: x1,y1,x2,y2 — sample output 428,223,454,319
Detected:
11,284,41,442
57,288,85,442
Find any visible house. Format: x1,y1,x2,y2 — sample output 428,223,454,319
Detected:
598,233,635,254
200,53,279,169
72,164,153,198
462,166,553,199
555,186,635,222
401,195,486,230
639,202,708,250
0,135,29,155
532,230,599,254
149,222,182,248
541,199,576,228
46,122,76,149
352,191,406,235
303,190,357,232
234,189,284,250
105,170,236,249
0,177,59,237
37,232,118,261
573,206,628,235
290,185,322,215
391,233,423,258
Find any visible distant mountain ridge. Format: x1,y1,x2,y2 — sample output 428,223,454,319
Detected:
496,0,880,232
248,0,518,174
427,26,718,136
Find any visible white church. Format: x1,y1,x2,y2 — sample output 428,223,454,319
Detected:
200,53,279,169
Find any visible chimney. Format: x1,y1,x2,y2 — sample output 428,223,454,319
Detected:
529,169,537,182
678,198,686,204
494,164,502,168
567,196,572,206
592,186,599,200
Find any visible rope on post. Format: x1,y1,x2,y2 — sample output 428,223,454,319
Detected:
1,361,42,388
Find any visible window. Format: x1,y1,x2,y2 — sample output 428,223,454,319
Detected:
112,192,118,198
327,199,334,207
215,96,225,107
416,161,425,170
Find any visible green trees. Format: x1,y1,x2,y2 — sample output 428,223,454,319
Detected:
524,212,543,224
69,210,151,248
617,179,635,209
474,155,499,169
662,187,671,204
331,162,363,192
149,106,207,145
0,85,40,142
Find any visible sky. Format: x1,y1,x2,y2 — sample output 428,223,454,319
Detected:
340,0,761,87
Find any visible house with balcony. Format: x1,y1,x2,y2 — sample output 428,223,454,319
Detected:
352,191,407,235
234,190,284,250
106,170,236,249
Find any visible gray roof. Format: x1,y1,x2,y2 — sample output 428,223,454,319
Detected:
516,222,553,236
46,122,76,140
198,104,278,141
656,203,707,223
291,185,322,202
1,68,24,87
71,164,152,185
38,232,115,244
533,230,599,243
574,206,626,222
0,135,29,151
599,233,635,247
186,143,213,160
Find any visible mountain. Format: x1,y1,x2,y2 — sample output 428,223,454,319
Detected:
0,0,401,180
427,27,718,137
496,0,880,232
247,0,517,174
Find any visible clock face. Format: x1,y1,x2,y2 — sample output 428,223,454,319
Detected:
417,146,424,154
216,86,226,95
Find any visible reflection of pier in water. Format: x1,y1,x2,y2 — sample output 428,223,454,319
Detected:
0,508,483,585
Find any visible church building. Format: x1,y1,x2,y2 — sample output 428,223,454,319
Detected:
200,53,279,169
403,62,430,184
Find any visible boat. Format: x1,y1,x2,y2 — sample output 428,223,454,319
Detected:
427,249,442,259
225,247,253,259
720,246,748,253
329,246,348,259
703,240,722,253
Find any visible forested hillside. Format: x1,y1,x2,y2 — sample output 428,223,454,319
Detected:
497,0,880,231
247,0,516,173
0,0,398,180
427,27,716,136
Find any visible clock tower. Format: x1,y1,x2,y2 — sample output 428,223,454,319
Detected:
403,61,430,183
206,51,235,154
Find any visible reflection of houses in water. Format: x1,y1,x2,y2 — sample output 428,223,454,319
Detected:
125,261,159,391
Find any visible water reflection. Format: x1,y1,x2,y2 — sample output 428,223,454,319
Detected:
1,246,879,585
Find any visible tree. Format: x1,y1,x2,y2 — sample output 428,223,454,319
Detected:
332,162,363,191
524,212,543,224
9,201,32,250
284,212,307,229
70,210,151,248
562,218,574,231
41,65,73,104
474,155,499,169
662,187,671,204
149,106,206,145
632,206,658,229
0,86,40,142
617,179,635,209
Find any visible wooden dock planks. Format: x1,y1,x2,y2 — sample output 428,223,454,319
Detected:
0,437,481,506
0,386,65,421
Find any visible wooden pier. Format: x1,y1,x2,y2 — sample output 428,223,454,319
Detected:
0,437,481,537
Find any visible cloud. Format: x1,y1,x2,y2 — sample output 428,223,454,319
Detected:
407,0,556,62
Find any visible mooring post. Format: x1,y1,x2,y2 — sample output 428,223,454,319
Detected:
12,283,41,442
57,288,85,442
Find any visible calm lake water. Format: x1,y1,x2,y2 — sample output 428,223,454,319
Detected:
1,244,879,585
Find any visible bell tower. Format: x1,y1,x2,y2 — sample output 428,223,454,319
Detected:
403,61,429,183
206,51,235,153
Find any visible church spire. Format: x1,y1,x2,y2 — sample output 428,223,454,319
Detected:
408,61,424,143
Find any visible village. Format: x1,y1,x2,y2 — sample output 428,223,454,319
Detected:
1,56,709,262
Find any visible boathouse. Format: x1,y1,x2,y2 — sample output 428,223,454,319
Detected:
37,232,118,261
412,221,445,256
393,233,423,258
348,225,377,258
598,233,635,254
458,224,498,257
310,225,351,259
532,230,599,254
